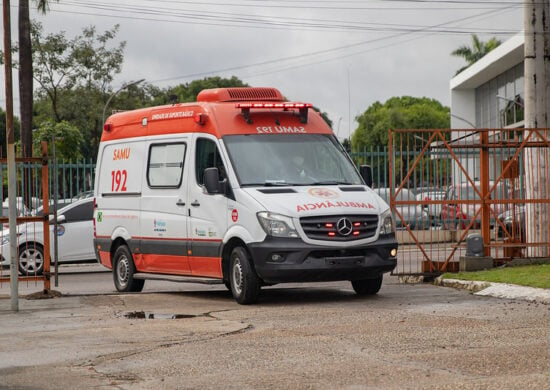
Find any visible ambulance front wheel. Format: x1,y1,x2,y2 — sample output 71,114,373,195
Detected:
351,276,383,295
113,245,144,293
229,246,260,304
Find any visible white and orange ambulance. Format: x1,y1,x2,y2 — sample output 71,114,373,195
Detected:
93,87,398,304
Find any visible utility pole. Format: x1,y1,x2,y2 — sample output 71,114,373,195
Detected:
524,0,550,257
3,0,19,311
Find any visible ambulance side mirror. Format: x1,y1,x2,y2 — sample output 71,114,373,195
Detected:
359,165,373,187
204,167,224,194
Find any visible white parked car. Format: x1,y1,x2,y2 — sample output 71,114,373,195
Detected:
0,197,95,276
376,187,430,230
1,204,30,230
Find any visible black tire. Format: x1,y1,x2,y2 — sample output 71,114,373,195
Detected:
18,243,44,276
113,245,144,292
223,280,232,291
351,276,383,295
229,246,260,304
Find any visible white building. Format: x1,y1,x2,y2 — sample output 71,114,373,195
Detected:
449,34,524,184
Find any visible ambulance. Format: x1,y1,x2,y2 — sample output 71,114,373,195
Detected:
93,87,398,304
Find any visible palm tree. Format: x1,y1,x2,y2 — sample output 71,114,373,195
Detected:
19,0,55,157
18,0,56,207
451,34,501,75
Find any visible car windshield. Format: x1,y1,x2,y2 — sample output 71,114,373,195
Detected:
223,134,362,186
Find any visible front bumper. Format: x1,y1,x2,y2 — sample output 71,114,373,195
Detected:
248,235,398,284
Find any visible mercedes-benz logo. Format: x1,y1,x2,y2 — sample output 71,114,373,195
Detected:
336,217,353,236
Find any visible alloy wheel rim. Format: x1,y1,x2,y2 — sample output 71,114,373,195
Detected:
19,248,43,273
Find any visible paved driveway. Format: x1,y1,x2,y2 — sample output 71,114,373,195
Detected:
1,276,549,389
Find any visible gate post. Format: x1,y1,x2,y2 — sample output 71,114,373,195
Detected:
480,130,490,256
41,142,51,292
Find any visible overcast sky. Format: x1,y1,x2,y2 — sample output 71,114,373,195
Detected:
2,0,524,140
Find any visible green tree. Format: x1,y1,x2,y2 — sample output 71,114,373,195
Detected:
0,108,21,158
351,96,450,187
451,34,501,75
17,1,58,209
352,96,449,150
31,121,84,160
341,138,351,152
32,22,126,122
19,1,57,159
31,22,127,159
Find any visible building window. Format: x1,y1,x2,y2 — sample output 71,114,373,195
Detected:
475,62,524,128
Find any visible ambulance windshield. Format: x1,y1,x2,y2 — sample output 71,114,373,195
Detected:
223,134,363,187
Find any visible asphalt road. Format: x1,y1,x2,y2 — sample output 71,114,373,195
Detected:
1,267,549,389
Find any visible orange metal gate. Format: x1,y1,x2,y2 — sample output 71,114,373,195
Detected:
0,143,51,290
388,128,550,276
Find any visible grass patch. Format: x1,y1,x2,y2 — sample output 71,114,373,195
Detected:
441,264,550,289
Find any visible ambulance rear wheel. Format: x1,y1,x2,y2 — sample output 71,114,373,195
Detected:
351,276,383,295
229,246,260,304
113,245,144,292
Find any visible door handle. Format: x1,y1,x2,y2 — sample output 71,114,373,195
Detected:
176,199,186,206
191,200,200,207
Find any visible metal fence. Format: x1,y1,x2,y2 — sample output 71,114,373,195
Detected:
1,158,95,207
0,144,52,289
349,146,453,190
386,128,550,276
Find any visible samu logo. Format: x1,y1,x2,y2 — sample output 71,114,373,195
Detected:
308,188,339,199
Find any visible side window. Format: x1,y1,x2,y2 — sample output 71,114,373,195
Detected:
62,201,93,223
147,143,186,188
195,138,226,185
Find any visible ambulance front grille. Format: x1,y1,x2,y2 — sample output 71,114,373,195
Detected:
300,214,379,241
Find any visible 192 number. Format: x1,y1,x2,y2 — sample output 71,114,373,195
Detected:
111,170,128,192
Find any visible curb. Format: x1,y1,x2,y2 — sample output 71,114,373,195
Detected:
435,277,550,304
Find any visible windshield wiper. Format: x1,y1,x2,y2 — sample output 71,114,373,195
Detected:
242,181,291,187
310,181,354,185
242,180,355,187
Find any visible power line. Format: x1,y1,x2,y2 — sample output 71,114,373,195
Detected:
21,0,522,86
141,4,522,83
48,0,522,34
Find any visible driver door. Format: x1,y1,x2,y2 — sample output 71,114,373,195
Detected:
187,135,230,278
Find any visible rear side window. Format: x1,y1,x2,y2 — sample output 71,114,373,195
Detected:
62,200,93,222
147,143,186,188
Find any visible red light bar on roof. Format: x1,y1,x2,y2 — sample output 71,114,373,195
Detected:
235,102,313,124
236,102,313,109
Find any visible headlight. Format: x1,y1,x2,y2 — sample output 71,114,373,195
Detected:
257,212,299,238
380,209,396,235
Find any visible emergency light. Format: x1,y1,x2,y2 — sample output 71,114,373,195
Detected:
236,102,313,124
